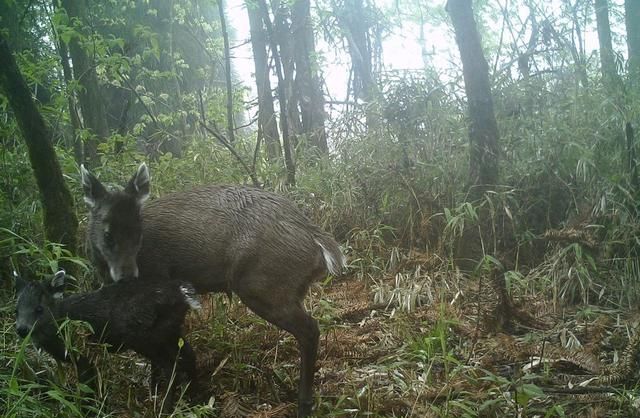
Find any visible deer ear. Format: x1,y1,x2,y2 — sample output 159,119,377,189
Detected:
49,270,66,299
81,165,107,208
125,163,150,204
14,270,26,294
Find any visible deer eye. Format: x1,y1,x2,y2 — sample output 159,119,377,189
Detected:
104,230,115,248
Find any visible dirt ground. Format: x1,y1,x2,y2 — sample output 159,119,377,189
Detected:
82,254,640,417
158,264,635,417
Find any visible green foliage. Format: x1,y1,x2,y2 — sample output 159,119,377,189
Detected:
1,228,89,276
2,0,640,416
409,313,458,370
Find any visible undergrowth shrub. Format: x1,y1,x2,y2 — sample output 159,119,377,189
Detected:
2,52,640,417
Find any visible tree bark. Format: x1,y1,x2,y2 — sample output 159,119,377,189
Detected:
246,0,282,161
447,0,499,193
0,34,78,253
0,1,22,51
291,0,328,154
54,28,84,165
338,0,378,129
60,0,109,166
626,0,640,91
258,0,296,186
568,0,589,89
341,0,373,100
273,0,302,149
217,0,236,144
595,0,621,89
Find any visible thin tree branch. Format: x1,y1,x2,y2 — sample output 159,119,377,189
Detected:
199,121,260,188
116,69,159,128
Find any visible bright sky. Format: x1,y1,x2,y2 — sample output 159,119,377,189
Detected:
226,0,431,102
226,0,614,103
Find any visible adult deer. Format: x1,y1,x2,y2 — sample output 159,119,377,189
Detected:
81,164,345,417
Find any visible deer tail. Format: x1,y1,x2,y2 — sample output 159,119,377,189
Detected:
314,234,346,276
180,284,201,310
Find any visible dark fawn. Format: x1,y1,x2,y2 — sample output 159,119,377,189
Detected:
80,163,346,417
15,270,199,411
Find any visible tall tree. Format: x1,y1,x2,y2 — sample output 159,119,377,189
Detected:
291,0,328,153
626,0,640,90
272,0,303,148
217,0,236,144
246,0,282,160
0,34,78,254
258,0,297,186
595,0,621,89
447,0,499,192
337,0,379,129
566,0,590,89
59,0,109,166
83,0,228,158
53,26,83,164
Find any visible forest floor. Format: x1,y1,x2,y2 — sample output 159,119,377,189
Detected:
20,251,640,417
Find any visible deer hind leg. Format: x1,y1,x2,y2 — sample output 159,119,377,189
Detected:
234,275,319,418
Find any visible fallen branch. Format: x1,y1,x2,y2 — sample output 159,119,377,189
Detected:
542,228,598,249
541,385,619,395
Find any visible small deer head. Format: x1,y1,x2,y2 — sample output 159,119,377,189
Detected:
15,270,65,341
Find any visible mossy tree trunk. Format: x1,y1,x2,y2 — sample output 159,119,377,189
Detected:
0,34,78,254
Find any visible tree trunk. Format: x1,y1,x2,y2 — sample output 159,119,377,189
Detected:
568,0,589,89
626,0,640,91
60,0,109,167
246,0,282,161
0,34,78,254
595,0,621,89
339,0,378,129
0,3,53,105
291,0,328,154
342,0,373,99
273,0,302,149
0,1,22,50
447,0,502,279
447,0,499,193
217,0,236,144
258,0,296,186
55,29,84,165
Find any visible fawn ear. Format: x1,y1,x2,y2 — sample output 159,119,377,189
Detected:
81,165,107,208
125,163,150,204
49,270,66,299
14,270,27,294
